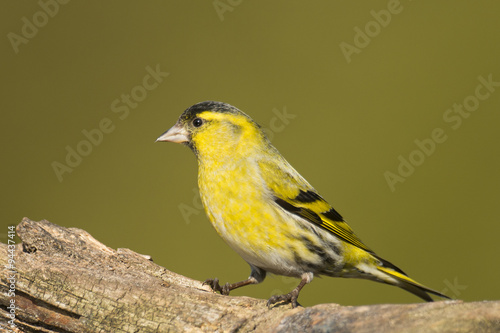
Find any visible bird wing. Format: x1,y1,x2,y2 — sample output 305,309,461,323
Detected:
258,157,373,254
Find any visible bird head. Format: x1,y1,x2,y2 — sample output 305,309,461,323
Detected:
156,101,267,162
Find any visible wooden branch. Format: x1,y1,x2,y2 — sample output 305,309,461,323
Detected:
0,218,499,332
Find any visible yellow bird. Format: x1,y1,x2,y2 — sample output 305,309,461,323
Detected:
156,101,450,307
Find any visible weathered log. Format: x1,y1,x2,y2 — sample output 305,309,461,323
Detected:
0,218,498,332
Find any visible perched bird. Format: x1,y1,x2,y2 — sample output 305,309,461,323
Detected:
156,101,450,307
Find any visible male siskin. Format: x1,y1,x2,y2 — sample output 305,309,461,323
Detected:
156,101,450,307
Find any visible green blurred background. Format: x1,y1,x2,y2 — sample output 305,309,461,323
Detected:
2,1,499,306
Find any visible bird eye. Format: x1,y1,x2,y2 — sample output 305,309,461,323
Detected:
192,118,204,127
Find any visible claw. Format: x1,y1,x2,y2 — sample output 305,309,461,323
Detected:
203,275,262,298
267,290,300,308
267,274,311,308
220,283,231,296
203,278,223,293
203,278,231,295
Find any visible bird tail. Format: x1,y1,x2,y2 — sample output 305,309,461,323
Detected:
373,257,451,302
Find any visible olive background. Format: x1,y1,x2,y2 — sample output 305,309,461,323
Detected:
2,1,499,306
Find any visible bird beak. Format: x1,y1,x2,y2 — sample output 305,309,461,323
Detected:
156,123,189,143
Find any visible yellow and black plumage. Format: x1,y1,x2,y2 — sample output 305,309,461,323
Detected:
156,101,450,307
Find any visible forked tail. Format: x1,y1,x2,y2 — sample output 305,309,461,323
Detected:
375,260,451,302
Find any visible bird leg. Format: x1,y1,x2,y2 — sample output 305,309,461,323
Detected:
267,273,311,308
203,276,258,296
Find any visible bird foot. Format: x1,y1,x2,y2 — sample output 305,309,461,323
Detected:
267,290,300,308
203,278,231,295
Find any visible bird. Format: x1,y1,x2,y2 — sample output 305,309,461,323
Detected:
156,101,450,308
